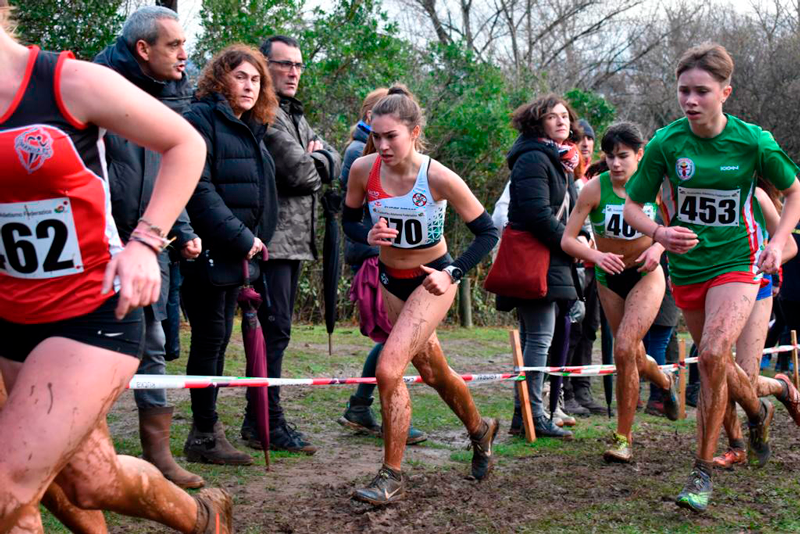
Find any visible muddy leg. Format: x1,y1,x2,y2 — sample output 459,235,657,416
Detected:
598,268,666,443
377,283,460,471
412,333,481,433
54,421,197,532
687,283,759,462
40,484,107,534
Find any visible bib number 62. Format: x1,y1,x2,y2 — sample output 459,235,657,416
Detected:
0,198,84,279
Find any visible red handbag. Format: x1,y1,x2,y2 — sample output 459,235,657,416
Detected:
483,227,549,298
483,184,569,299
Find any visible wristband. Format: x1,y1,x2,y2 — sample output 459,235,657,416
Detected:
137,217,167,239
131,229,173,253
129,235,161,254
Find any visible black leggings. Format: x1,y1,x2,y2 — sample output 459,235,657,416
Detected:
182,274,239,432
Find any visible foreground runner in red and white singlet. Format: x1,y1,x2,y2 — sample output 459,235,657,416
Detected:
0,5,233,532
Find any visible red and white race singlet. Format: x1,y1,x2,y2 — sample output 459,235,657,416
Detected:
0,47,123,324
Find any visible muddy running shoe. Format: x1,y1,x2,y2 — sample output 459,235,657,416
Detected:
192,488,233,534
338,395,381,436
603,433,632,463
470,417,499,480
774,374,800,426
676,466,713,513
747,398,775,468
712,448,746,470
352,465,406,505
662,373,680,421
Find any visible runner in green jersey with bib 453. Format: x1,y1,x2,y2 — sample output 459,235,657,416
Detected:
562,122,681,464
624,43,800,514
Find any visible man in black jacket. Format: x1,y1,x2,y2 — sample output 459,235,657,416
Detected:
242,35,341,454
95,6,203,489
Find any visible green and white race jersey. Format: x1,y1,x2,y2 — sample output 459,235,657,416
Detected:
626,115,798,285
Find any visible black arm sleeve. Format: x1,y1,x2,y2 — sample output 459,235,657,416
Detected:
450,210,499,274
342,204,371,244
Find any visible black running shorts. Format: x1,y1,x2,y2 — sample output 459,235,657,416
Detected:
378,254,452,301
0,293,145,362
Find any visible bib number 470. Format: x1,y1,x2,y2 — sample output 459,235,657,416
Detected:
677,187,739,227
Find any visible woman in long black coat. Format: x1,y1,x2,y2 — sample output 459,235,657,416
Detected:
181,44,278,465
501,93,583,438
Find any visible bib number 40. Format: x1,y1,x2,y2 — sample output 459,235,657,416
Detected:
677,187,739,227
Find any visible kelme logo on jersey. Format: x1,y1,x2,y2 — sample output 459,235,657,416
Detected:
14,127,54,174
412,192,428,207
675,158,695,181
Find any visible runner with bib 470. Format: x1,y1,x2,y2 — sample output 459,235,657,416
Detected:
623,43,800,513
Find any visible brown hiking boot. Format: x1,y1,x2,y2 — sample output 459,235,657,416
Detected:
184,423,254,466
712,448,746,470
139,407,205,489
192,488,234,534
775,374,800,426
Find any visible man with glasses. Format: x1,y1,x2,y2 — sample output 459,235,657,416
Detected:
242,35,341,454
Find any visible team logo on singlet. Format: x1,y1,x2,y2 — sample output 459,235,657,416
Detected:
675,157,695,181
412,192,428,207
14,127,54,174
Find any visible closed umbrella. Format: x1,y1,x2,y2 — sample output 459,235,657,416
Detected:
239,250,270,470
321,188,343,355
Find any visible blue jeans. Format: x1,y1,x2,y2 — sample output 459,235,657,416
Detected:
514,301,557,418
133,307,168,409
643,325,673,401
162,260,183,360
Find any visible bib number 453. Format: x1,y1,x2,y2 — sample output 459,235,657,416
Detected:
677,187,739,227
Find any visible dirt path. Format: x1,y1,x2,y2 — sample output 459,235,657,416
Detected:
85,328,800,533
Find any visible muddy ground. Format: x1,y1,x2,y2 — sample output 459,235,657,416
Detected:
43,326,800,533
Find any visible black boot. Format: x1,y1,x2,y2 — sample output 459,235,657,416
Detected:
575,387,610,415
338,395,381,436
534,415,573,439
184,423,254,465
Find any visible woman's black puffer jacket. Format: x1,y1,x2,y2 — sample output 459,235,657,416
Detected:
183,92,278,257
497,134,579,310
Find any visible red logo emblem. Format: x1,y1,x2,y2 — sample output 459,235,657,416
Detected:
14,127,54,174
412,193,427,207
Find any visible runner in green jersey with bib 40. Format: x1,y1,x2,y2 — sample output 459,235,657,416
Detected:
623,43,800,514
562,122,681,464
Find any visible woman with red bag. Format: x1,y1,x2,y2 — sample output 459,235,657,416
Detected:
561,122,680,462
498,94,583,439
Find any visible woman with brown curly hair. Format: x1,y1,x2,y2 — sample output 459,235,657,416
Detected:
181,44,279,465
500,93,584,440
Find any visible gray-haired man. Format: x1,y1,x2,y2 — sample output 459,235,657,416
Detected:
95,6,203,489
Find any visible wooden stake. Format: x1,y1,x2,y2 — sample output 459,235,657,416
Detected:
678,338,687,420
510,329,536,442
792,330,799,389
